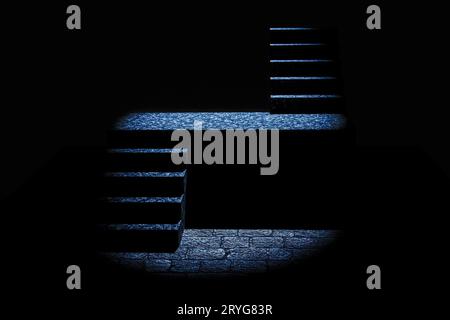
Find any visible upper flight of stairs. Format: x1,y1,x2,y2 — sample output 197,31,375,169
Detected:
269,27,344,113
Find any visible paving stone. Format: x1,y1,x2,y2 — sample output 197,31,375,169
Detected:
180,236,222,248
171,260,200,272
252,237,284,248
147,248,188,260
272,230,296,237
145,259,172,272
227,248,268,260
231,260,267,273
285,237,324,249
214,229,239,236
200,260,232,272
238,229,273,236
106,252,147,260
188,248,226,259
183,229,214,237
222,237,250,248
267,248,292,260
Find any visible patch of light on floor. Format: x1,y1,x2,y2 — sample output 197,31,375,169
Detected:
99,229,340,276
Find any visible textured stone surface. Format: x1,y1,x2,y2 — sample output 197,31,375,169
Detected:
147,248,187,260
187,248,226,259
171,260,200,273
105,171,186,178
231,260,267,273
102,229,339,277
116,112,347,131
184,229,214,237
227,248,268,260
222,237,250,248
272,230,296,237
104,252,147,260
99,222,181,231
267,248,293,260
181,236,221,248
106,196,182,203
214,229,239,236
285,237,324,249
238,229,273,237
252,237,284,248
200,260,232,273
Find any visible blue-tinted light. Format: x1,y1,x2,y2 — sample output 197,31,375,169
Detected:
270,43,325,46
271,95,340,99
116,112,347,131
106,196,183,203
105,171,186,178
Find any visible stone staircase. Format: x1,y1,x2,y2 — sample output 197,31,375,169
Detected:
96,146,187,252
269,27,344,113
95,26,348,253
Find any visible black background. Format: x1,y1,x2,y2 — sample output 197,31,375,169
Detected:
2,0,450,197
2,0,449,317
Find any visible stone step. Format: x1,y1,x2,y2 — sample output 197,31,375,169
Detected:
105,148,187,171
270,59,338,77
98,195,185,224
270,95,344,113
102,171,186,197
270,27,337,43
95,222,183,252
269,43,336,59
270,76,340,94
114,112,346,130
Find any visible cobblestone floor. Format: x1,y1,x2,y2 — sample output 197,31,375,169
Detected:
102,229,340,278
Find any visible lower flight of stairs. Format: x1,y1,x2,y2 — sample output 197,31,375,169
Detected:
96,146,187,252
